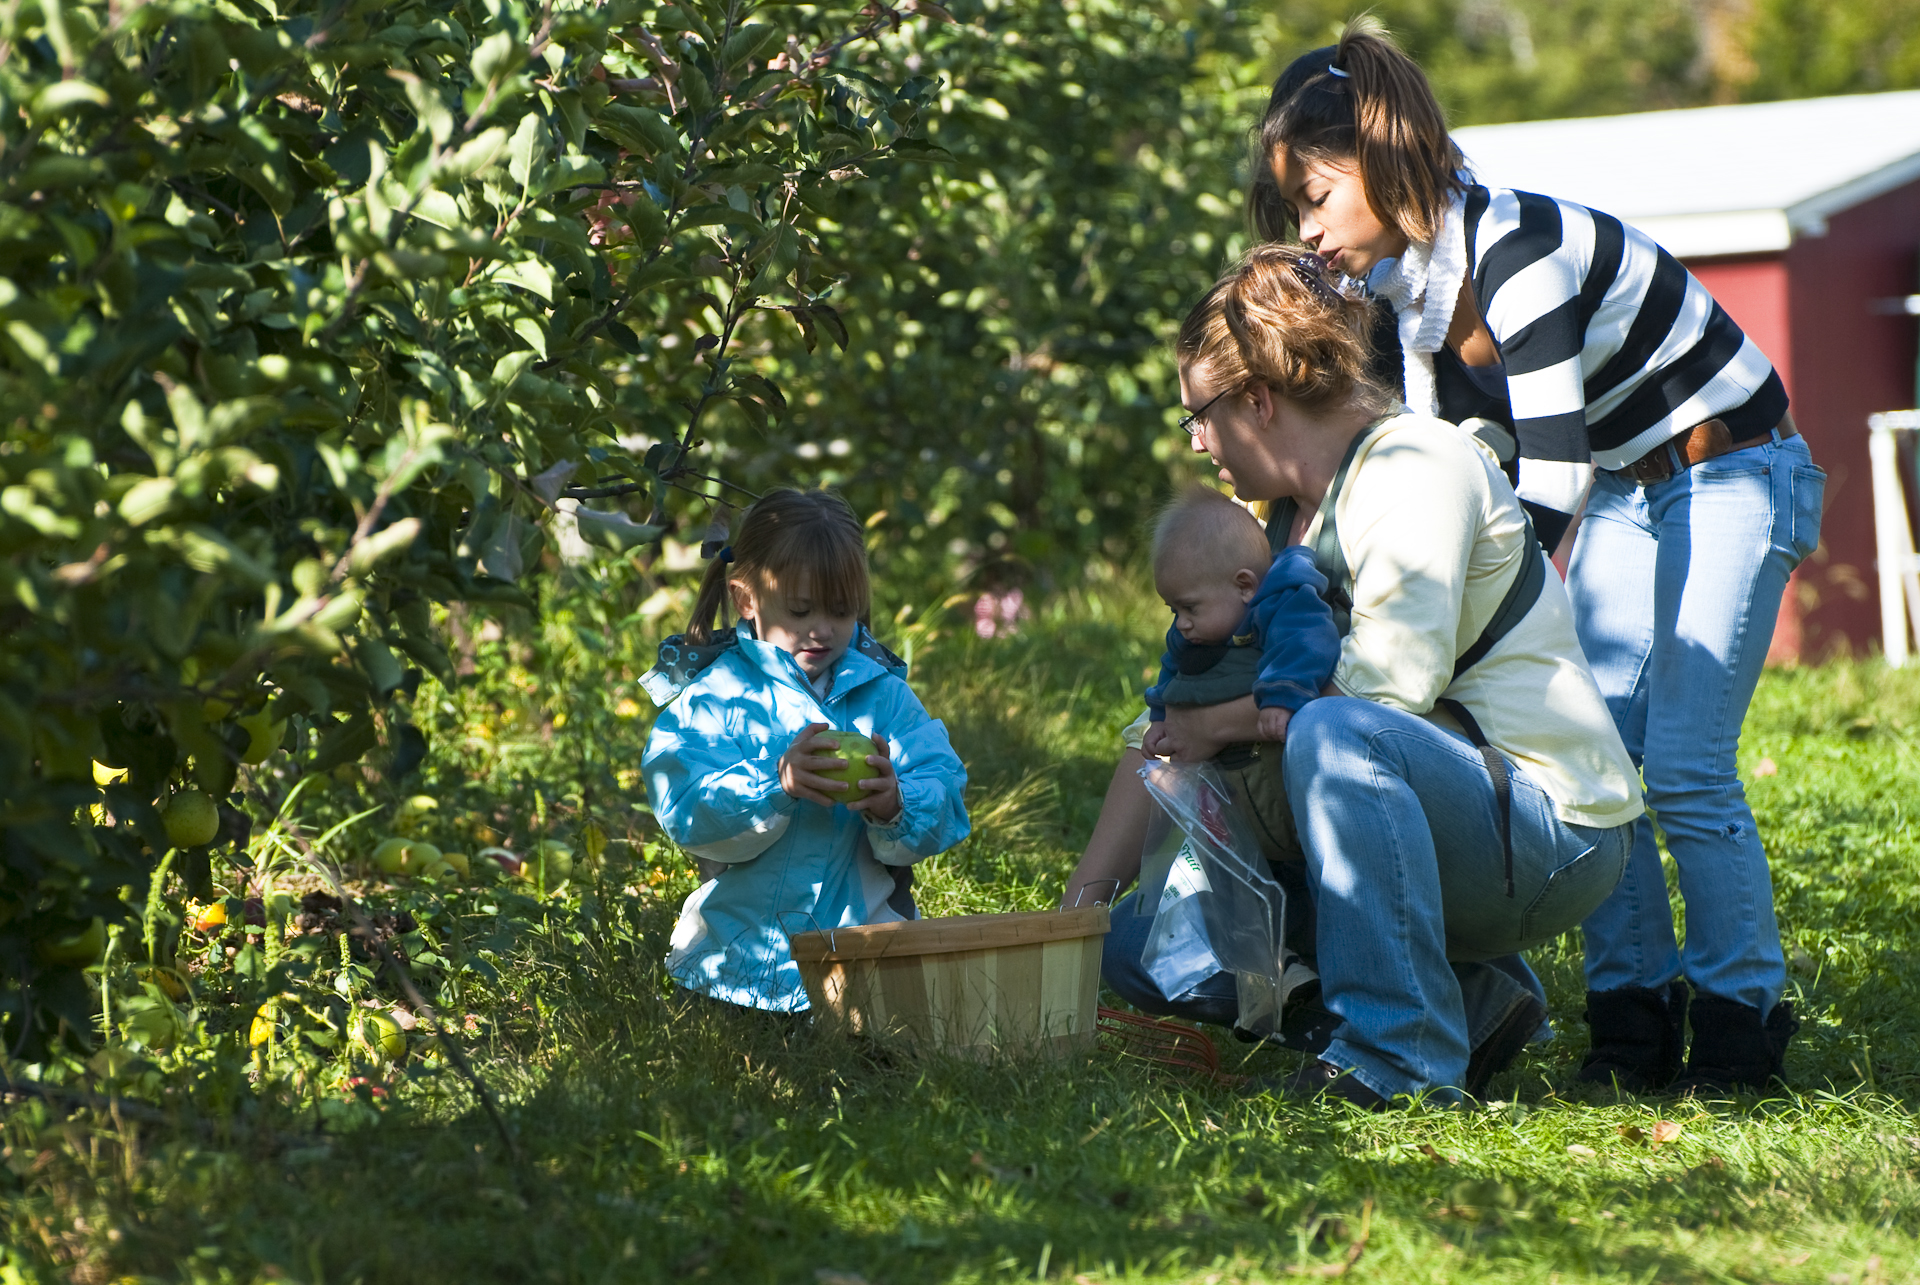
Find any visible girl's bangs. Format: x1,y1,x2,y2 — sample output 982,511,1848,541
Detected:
765,524,870,617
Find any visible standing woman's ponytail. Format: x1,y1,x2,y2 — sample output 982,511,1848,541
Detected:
1249,17,1467,249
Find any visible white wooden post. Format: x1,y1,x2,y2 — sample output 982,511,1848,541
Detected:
1869,412,1920,666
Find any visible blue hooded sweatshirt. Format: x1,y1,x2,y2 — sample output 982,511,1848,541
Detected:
1145,543,1340,720
641,624,970,1011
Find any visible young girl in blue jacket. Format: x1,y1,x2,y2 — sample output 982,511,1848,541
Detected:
640,489,971,1012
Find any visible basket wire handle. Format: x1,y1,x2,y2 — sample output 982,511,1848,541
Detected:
776,908,838,955
1070,878,1121,909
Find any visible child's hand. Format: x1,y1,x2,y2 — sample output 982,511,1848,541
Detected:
1258,705,1293,742
780,723,851,806
1141,722,1171,758
846,734,903,826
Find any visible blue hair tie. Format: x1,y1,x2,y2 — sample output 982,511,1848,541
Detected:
719,545,734,563
1327,63,1351,78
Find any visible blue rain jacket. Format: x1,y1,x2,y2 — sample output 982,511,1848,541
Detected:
642,625,970,1011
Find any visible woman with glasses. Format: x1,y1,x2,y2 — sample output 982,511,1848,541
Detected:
1250,19,1823,1094
1064,244,1643,1107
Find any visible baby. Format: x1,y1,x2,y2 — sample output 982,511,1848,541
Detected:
1142,486,1341,758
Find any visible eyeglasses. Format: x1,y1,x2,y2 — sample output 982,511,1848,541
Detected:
1289,251,1347,308
1178,385,1236,437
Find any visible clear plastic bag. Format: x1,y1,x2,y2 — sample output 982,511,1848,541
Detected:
1136,757,1306,1038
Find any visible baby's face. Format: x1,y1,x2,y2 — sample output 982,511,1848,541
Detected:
1155,567,1249,645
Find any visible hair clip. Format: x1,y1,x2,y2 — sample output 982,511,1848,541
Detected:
1289,252,1347,308
1326,64,1351,79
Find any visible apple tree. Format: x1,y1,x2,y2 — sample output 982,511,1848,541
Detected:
0,0,949,1057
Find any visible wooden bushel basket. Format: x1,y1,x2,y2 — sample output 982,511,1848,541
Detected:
789,906,1110,1058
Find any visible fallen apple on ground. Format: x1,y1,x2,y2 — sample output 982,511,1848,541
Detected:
362,1011,406,1061
370,836,441,876
526,839,573,884
250,1002,277,1047
475,847,523,876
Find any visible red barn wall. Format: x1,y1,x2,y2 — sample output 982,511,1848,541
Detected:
1688,255,1804,661
1780,181,1920,659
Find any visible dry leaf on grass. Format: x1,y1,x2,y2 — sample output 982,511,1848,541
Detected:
1651,1120,1684,1145
1567,1143,1597,1158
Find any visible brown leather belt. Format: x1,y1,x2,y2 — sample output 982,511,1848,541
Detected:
1614,412,1798,486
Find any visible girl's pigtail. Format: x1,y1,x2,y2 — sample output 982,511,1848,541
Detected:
685,554,733,646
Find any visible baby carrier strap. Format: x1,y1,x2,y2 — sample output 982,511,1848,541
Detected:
1276,418,1547,898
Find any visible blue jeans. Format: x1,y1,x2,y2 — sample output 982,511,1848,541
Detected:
1280,698,1631,1101
1568,433,1824,1015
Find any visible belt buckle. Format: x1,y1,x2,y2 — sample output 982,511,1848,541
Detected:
1625,452,1672,486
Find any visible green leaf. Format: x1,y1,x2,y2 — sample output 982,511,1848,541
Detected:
352,636,406,698
119,477,176,526
29,80,108,125
493,259,554,301
512,316,548,358
718,23,782,71
571,506,663,552
309,714,378,773
593,104,682,157
509,112,547,194
346,517,423,577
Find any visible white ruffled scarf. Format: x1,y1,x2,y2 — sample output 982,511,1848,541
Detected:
1365,190,1470,416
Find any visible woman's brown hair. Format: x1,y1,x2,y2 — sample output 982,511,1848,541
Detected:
1247,16,1468,248
685,488,871,645
1176,244,1392,419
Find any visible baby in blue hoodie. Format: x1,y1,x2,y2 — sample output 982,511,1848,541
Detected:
1142,486,1341,760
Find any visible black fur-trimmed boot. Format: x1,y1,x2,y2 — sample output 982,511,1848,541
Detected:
1671,994,1798,1095
1575,981,1690,1093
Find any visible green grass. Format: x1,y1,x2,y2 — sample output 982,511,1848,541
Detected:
8,580,1920,1284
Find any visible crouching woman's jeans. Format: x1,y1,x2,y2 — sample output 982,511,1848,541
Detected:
1281,697,1633,1103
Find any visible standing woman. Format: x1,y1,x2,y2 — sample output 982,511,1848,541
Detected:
1250,19,1825,1093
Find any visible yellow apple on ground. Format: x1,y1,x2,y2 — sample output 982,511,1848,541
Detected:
162,789,221,848
393,794,438,836
139,966,190,1002
370,836,440,875
400,840,441,875
362,1011,406,1061
193,901,228,932
249,1001,277,1046
439,851,471,878
523,839,573,884
92,760,128,787
817,732,881,805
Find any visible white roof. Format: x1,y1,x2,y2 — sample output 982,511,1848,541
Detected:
1454,91,1920,258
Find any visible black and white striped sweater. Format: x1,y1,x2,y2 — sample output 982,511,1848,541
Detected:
1429,185,1789,545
